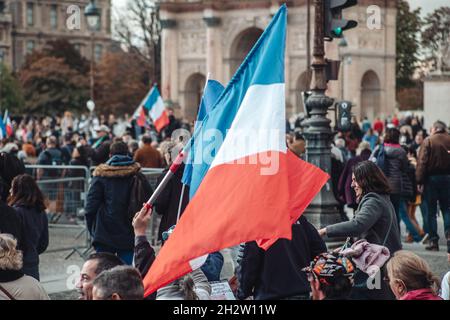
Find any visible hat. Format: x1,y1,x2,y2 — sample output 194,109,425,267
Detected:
302,252,355,286
95,125,111,133
0,143,19,154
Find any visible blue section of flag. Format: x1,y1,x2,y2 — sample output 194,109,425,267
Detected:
185,5,287,199
182,79,225,190
0,112,6,138
143,86,161,111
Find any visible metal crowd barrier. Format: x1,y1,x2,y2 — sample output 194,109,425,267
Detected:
27,165,165,260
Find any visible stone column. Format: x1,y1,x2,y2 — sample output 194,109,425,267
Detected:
160,17,178,103
203,11,222,83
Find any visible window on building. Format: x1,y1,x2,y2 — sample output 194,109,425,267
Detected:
26,40,35,54
27,3,34,26
50,5,58,29
94,44,103,62
0,1,5,13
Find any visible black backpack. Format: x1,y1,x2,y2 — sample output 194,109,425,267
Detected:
127,172,154,221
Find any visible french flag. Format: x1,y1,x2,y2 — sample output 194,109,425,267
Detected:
133,86,169,132
142,5,329,296
4,110,13,137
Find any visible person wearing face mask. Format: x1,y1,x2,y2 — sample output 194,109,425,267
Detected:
318,160,402,300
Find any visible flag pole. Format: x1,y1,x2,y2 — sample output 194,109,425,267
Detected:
143,74,212,212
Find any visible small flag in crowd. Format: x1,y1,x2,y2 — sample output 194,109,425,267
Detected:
142,5,329,297
4,110,13,137
133,85,170,132
181,78,225,196
0,112,6,139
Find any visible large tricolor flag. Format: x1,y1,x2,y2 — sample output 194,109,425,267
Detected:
181,78,225,195
143,5,329,296
133,85,169,132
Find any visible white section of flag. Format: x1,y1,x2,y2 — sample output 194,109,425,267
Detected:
211,83,287,169
149,96,166,121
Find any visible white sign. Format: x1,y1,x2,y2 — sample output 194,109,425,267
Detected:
210,280,236,300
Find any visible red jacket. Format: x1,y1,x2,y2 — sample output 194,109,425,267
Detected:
400,289,442,300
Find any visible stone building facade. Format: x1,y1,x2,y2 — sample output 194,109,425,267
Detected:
0,0,112,71
160,0,396,122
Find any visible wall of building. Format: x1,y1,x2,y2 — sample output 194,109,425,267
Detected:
160,0,397,122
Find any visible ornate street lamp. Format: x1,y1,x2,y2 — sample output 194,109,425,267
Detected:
84,0,101,102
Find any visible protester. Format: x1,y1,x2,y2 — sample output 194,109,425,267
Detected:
386,250,442,300
0,152,25,202
237,215,327,300
76,252,124,300
84,141,152,264
373,117,384,136
154,141,189,241
363,128,378,151
288,131,306,159
36,136,64,222
91,125,112,166
92,266,144,300
441,271,450,300
134,135,164,168
361,117,371,134
416,121,450,256
302,252,355,300
371,128,409,226
7,174,48,280
0,234,49,300
319,160,401,299
337,141,371,211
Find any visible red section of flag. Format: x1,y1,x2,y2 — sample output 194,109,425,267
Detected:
136,106,147,127
142,150,329,296
153,110,170,132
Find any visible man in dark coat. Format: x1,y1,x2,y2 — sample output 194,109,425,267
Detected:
84,142,152,264
236,216,327,300
91,125,112,166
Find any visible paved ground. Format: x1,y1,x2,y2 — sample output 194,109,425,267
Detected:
40,209,449,300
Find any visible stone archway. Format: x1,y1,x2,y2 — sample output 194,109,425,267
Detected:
229,27,264,77
361,70,381,121
296,71,311,114
184,73,206,122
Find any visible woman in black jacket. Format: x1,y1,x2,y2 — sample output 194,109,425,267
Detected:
8,174,49,281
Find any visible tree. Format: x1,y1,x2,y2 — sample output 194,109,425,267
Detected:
422,7,450,72
94,51,150,115
0,64,25,114
23,39,90,75
19,57,89,115
396,1,422,88
114,0,161,86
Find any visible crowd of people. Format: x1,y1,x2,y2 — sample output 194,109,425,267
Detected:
0,110,449,300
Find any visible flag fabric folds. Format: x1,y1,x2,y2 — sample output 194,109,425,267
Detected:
181,79,225,195
0,112,6,139
132,85,169,132
142,5,329,297
4,110,13,137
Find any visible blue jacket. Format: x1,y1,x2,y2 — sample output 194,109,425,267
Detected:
85,155,149,250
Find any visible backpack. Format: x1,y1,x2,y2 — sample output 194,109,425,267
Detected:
44,149,64,166
127,172,154,221
374,144,388,174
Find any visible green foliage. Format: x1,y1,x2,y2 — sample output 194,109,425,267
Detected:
422,7,450,71
19,40,90,115
0,64,25,113
396,0,422,88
